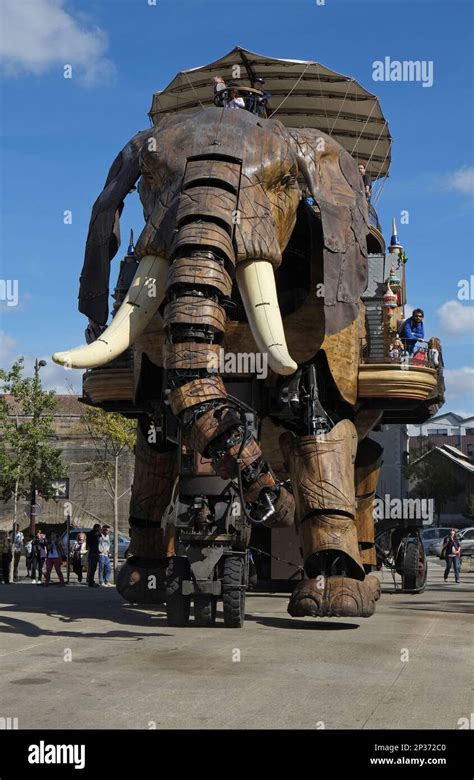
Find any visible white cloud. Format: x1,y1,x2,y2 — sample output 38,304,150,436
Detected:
437,300,474,334
443,367,474,397
0,0,115,85
0,331,16,362
444,166,474,196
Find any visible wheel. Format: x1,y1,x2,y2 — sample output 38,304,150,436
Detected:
194,595,217,626
222,555,246,628
402,539,427,593
165,557,191,626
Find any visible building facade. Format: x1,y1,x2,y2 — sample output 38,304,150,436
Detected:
407,412,474,459
0,395,135,534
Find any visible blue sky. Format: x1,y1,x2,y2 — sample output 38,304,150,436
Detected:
0,0,473,413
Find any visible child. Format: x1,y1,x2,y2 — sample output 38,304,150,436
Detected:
389,337,404,359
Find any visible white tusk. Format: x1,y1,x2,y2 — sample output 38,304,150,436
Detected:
236,260,297,376
52,255,168,369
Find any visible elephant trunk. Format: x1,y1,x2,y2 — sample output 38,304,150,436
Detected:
163,178,294,526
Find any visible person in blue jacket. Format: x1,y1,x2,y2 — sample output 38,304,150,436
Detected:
400,308,426,354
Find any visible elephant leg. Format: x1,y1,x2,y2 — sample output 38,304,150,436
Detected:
354,438,383,572
127,416,179,558
116,416,178,603
280,420,380,618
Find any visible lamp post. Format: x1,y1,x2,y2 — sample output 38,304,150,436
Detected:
29,359,47,536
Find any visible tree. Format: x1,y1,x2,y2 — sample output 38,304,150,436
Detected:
0,359,65,533
409,435,434,460
79,407,136,578
406,453,464,525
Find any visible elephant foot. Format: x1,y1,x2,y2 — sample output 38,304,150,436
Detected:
116,556,168,604
288,574,381,618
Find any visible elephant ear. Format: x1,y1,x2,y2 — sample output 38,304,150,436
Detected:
287,128,369,336
78,129,151,325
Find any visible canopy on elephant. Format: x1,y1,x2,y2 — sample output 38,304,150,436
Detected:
149,46,391,182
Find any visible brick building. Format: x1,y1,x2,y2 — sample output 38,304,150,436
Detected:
0,395,135,534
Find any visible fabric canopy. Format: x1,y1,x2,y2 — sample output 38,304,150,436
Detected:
149,46,391,180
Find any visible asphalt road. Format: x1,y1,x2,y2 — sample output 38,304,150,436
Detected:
0,559,472,730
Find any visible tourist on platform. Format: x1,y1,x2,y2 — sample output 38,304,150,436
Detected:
0,531,12,584
358,162,372,201
98,525,113,587
44,533,66,586
223,84,245,110
442,530,462,583
388,337,405,360
31,530,47,584
13,528,24,581
87,524,102,587
212,75,226,96
399,309,426,355
254,77,271,115
71,532,88,584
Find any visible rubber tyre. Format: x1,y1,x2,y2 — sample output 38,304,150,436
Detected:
194,595,217,626
222,555,246,628
165,557,191,626
402,540,427,593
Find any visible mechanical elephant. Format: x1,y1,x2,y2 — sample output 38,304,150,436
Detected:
53,107,381,619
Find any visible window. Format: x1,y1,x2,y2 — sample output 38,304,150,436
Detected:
422,529,437,540
428,429,448,435
465,428,474,435
461,530,474,540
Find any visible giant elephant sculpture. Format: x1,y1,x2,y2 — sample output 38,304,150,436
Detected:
53,106,383,620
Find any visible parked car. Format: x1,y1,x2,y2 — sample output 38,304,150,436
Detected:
421,527,456,554
457,527,474,542
60,528,130,558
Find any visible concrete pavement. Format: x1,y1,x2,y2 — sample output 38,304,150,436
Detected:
0,559,472,730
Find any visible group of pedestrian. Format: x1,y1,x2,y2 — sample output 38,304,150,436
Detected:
84,524,113,587
0,524,114,587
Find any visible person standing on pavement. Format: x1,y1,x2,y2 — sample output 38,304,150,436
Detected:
442,529,462,583
25,535,34,578
44,532,66,587
31,530,47,584
71,532,87,583
0,531,12,584
13,528,24,581
87,524,102,587
98,525,113,586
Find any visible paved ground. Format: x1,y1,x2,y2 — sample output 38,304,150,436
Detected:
0,559,472,730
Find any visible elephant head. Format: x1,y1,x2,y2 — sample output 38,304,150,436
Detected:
53,107,368,377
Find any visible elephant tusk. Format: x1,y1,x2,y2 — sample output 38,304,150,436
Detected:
52,254,168,369
236,260,297,376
